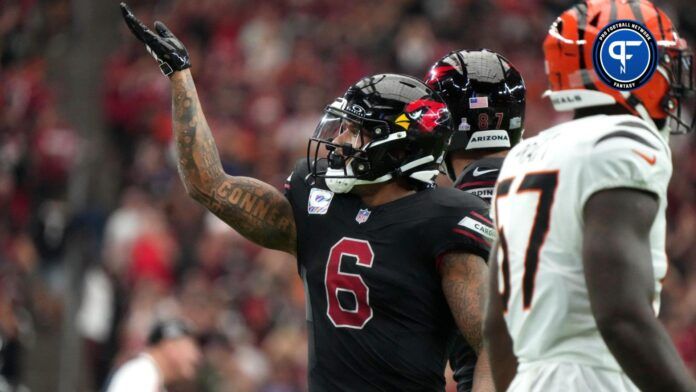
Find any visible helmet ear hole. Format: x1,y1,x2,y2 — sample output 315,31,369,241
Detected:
353,161,370,175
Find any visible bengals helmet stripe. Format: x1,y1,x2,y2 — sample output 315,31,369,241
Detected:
574,3,598,91
627,1,643,23
609,0,617,21
651,2,665,39
544,0,695,134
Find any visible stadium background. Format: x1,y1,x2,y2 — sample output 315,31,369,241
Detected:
1,0,695,391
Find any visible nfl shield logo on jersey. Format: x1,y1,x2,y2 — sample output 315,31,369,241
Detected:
355,208,371,224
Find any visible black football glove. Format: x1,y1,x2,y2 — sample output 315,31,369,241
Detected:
120,2,190,77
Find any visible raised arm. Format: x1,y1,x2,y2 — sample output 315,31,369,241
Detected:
120,4,296,255
440,252,494,392
583,188,695,391
171,71,296,254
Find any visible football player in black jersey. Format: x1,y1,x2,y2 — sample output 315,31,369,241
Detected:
424,49,526,392
425,49,526,203
121,5,495,391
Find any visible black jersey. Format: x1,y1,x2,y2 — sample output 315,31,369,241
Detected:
284,159,493,392
452,157,504,203
449,157,504,392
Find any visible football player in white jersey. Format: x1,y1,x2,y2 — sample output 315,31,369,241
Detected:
484,1,696,391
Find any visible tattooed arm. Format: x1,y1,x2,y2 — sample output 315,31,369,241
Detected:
118,5,296,255
170,70,296,255
440,252,494,392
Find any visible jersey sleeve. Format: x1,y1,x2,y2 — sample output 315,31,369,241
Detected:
453,158,503,203
424,193,495,264
577,134,672,209
284,158,311,215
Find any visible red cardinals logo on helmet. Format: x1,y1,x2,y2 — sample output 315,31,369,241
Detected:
395,98,450,133
424,64,456,87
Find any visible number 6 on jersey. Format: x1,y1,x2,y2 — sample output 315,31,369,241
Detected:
324,237,375,328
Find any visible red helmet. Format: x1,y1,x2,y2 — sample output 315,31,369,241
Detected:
543,0,694,133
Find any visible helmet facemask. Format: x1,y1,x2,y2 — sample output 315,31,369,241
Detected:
307,74,453,194
308,98,401,193
308,94,450,194
661,43,695,134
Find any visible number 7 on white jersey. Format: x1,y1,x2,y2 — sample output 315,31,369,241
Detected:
494,171,559,311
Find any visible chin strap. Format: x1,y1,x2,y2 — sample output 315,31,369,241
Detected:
354,173,393,186
326,154,440,193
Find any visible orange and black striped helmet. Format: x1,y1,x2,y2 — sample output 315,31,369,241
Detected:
543,0,694,133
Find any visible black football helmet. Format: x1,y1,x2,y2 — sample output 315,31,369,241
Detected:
308,74,453,193
147,319,193,346
425,49,526,180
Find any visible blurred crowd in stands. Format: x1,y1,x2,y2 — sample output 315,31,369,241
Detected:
1,0,696,391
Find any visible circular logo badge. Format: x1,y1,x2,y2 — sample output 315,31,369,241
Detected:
348,104,366,116
592,20,658,91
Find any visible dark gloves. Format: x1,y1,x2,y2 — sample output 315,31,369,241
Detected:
120,2,190,77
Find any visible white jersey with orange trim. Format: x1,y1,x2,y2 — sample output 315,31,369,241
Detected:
492,114,671,373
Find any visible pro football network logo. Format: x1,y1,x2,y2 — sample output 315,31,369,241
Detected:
592,20,658,91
